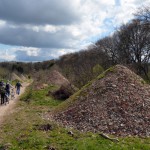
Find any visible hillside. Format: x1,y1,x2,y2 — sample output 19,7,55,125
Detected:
52,65,150,137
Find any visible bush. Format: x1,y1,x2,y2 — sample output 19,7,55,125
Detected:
50,84,77,100
93,64,104,77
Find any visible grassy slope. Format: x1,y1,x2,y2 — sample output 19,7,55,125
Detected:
0,85,149,150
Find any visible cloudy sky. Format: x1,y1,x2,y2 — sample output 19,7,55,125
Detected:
0,0,149,62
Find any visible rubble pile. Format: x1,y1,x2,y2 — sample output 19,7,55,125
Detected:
34,70,73,90
47,70,70,86
53,65,150,136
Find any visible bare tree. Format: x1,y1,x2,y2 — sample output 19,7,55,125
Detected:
117,19,150,79
95,34,119,65
134,5,150,22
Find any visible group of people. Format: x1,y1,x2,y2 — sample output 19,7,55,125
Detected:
0,80,22,105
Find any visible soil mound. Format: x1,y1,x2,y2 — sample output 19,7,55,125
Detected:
11,73,22,82
47,70,70,86
19,74,27,81
46,70,78,99
34,70,76,92
53,65,150,136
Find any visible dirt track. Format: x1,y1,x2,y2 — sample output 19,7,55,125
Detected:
0,82,29,124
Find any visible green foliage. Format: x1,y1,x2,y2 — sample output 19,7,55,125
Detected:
141,79,147,84
11,79,22,86
97,66,115,79
28,75,31,79
93,64,104,76
0,67,10,79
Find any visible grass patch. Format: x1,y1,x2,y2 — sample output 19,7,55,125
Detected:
97,66,115,80
0,107,150,150
20,85,62,107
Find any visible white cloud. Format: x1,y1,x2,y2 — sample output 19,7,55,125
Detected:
104,0,149,26
120,0,148,6
11,47,41,56
0,20,6,26
30,25,61,33
50,48,75,58
0,46,77,62
43,25,60,33
0,50,16,61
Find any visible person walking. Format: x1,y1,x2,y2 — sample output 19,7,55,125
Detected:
15,81,22,95
0,80,5,104
5,80,12,97
0,85,6,105
0,80,4,87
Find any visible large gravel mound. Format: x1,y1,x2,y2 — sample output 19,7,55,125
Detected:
53,65,150,137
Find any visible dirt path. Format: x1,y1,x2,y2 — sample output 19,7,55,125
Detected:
0,82,29,124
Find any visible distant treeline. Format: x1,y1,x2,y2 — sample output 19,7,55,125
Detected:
0,60,55,80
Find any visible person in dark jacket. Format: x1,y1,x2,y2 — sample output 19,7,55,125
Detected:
0,85,6,105
15,81,22,95
5,81,12,97
0,80,5,104
0,80,4,87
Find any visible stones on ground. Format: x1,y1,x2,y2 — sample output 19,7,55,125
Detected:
99,133,119,142
2,143,12,150
44,145,56,150
52,65,150,137
34,123,53,131
67,131,74,137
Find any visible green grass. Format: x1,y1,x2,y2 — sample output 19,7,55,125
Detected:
0,83,150,150
20,85,61,107
97,66,115,80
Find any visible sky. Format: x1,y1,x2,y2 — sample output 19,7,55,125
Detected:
0,0,149,62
